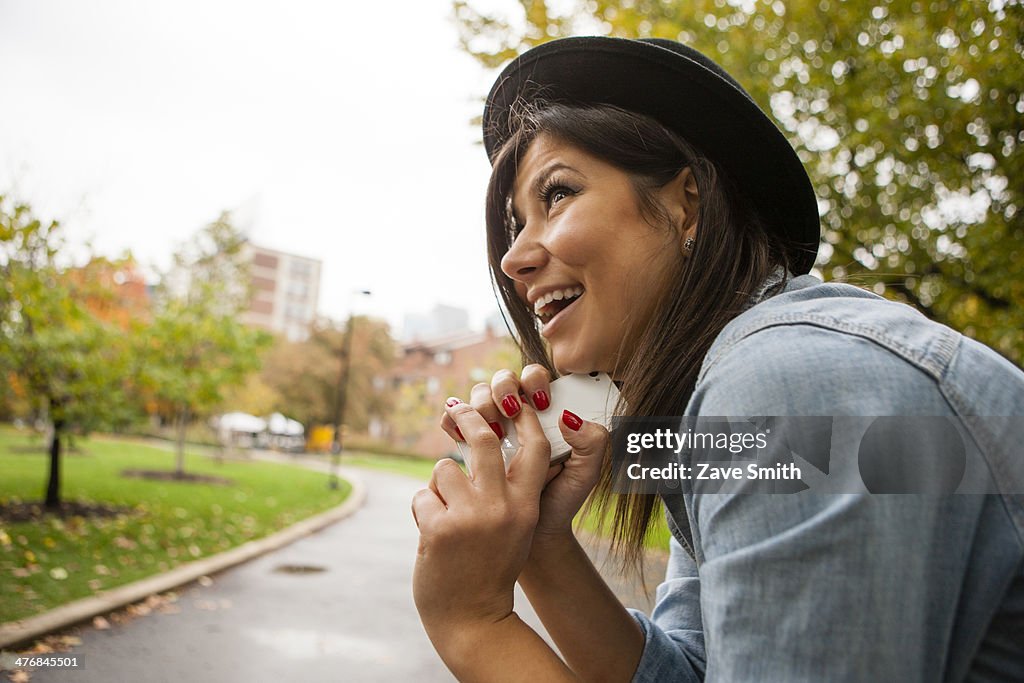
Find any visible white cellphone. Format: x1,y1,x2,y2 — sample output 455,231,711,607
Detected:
456,372,621,472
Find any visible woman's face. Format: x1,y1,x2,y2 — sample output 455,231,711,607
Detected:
501,134,695,376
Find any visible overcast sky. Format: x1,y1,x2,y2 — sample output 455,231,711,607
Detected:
0,0,510,332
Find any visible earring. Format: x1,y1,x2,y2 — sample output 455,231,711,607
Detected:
684,237,696,253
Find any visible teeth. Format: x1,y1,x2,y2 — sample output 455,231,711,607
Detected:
533,286,584,316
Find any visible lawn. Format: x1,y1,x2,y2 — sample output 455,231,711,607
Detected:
343,451,671,551
0,427,350,624
343,452,438,481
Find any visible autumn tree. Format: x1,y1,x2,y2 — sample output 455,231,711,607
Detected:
259,316,396,434
0,196,135,508
140,213,271,476
454,0,1024,362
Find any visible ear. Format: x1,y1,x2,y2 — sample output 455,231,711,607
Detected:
657,167,700,249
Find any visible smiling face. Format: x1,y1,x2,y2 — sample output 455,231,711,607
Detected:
500,134,694,376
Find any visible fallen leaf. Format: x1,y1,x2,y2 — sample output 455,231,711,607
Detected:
128,603,151,617
92,616,110,630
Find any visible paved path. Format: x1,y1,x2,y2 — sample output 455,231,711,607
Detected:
28,458,667,682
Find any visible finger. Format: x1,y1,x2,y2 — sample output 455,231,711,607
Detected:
412,488,445,531
520,364,552,412
557,410,610,486
469,383,505,440
557,410,609,456
490,369,523,418
505,402,551,490
544,462,564,486
428,469,446,506
430,457,472,507
445,398,506,490
439,411,464,442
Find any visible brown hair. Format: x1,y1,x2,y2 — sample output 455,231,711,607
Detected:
485,100,791,570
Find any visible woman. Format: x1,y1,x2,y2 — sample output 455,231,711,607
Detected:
411,37,1024,681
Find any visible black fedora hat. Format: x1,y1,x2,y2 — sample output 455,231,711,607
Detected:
482,36,821,274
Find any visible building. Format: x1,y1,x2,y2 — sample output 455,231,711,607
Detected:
241,243,322,342
385,327,518,458
401,304,471,342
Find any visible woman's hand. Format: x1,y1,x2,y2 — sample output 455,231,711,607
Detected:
412,397,551,642
439,366,610,544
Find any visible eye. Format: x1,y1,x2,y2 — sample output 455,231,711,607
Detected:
538,177,578,209
549,188,571,204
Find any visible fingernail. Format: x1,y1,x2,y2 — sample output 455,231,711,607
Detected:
561,410,583,431
532,390,550,411
455,427,464,441
446,397,462,407
501,394,521,417
488,421,504,439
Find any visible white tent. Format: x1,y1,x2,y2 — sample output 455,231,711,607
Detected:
267,412,304,436
217,412,267,434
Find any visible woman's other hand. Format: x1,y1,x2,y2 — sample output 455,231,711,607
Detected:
412,397,551,639
438,365,609,543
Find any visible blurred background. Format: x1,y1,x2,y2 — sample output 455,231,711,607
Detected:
0,0,1020,679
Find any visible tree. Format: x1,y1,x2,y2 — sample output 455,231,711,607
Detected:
0,196,135,508
454,0,1024,363
141,213,271,476
258,316,397,433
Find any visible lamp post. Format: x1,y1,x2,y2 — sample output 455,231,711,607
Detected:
329,289,371,490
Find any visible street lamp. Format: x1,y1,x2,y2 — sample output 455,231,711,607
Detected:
328,289,372,490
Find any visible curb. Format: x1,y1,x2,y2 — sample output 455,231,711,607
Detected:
0,469,368,651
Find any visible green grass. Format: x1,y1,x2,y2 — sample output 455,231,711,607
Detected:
0,427,350,623
341,451,670,550
342,452,439,481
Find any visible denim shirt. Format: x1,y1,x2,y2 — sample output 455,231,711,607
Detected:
628,274,1024,682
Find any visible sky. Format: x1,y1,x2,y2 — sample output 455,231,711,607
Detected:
0,0,511,333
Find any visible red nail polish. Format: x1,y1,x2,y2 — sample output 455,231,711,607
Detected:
532,390,550,411
446,397,462,407
562,410,583,431
501,394,521,417
455,427,464,441
488,422,504,439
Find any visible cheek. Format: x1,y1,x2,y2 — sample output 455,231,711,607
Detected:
543,209,611,267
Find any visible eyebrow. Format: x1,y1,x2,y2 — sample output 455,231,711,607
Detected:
511,162,582,225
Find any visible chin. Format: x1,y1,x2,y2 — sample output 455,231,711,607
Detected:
551,347,606,376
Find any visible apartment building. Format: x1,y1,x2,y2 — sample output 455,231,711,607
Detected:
242,243,322,342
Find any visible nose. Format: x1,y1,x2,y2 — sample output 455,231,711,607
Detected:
500,229,547,283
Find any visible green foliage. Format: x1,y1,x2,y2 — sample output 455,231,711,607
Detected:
454,0,1024,362
141,214,272,471
0,196,136,433
142,213,271,416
